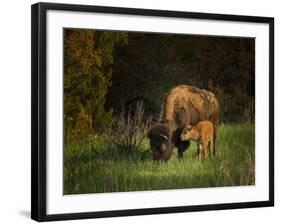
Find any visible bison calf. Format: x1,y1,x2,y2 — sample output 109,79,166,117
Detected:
180,121,214,160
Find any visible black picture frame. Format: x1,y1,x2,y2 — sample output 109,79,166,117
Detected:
31,2,274,222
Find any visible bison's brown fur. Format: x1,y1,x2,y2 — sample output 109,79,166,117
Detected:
180,121,214,160
148,85,219,161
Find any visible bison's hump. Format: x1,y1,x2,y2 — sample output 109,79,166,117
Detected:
161,84,220,128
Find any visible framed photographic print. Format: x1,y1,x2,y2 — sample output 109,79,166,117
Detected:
31,2,274,222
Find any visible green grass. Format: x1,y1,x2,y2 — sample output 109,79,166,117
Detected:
64,123,255,194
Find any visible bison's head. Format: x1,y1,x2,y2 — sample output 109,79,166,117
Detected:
147,123,173,161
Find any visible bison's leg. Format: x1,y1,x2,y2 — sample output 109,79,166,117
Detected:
178,149,183,160
177,140,190,160
177,143,184,159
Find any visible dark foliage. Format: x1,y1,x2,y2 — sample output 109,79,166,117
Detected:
107,33,255,123
64,29,255,140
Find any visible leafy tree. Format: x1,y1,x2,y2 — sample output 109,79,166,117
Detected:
64,29,127,140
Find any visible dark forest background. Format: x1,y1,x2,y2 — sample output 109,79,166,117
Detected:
64,29,255,140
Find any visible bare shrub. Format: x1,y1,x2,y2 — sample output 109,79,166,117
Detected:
109,101,152,152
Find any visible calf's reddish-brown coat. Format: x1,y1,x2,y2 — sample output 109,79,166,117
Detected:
180,121,214,160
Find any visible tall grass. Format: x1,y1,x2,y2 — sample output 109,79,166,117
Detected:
64,123,255,194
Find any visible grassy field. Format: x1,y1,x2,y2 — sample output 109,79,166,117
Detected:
64,123,255,195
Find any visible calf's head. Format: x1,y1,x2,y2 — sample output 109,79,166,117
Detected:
180,125,193,141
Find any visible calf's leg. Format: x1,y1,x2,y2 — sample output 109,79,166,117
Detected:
208,141,212,159
203,142,208,160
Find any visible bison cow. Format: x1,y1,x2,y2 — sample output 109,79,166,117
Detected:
147,85,219,161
